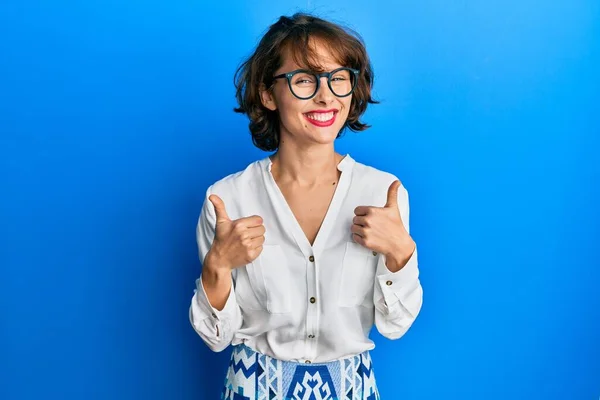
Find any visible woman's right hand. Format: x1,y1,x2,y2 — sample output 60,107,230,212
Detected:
206,194,266,271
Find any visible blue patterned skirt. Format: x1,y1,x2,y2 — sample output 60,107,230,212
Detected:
221,343,380,400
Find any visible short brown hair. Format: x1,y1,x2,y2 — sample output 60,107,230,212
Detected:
233,12,379,152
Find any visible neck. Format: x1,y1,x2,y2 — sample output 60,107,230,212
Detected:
269,145,344,187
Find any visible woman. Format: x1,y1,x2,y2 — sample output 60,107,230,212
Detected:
189,12,423,400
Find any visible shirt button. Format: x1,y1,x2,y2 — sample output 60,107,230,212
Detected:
372,251,377,256
386,280,393,286
309,297,316,304
308,334,315,339
211,313,217,318
309,255,315,262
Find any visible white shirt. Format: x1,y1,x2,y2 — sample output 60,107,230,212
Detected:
189,154,423,363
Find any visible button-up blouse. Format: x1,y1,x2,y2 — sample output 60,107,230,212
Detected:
189,154,423,363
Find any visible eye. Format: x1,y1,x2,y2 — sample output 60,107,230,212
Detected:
331,70,351,81
294,73,316,85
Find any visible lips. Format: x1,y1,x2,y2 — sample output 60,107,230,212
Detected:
303,109,338,127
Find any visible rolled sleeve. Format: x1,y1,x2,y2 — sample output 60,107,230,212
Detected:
189,274,242,352
376,246,421,317
193,276,239,320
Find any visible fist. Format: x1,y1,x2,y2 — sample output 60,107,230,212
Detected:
207,194,266,270
351,180,415,263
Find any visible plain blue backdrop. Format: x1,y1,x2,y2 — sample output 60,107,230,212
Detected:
1,0,598,399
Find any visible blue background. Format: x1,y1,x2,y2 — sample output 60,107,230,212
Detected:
1,0,598,399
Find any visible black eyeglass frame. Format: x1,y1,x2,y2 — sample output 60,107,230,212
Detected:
271,67,360,100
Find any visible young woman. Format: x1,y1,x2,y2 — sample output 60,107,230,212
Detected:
189,12,423,400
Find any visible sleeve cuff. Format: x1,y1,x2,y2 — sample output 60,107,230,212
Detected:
376,246,420,309
192,274,237,321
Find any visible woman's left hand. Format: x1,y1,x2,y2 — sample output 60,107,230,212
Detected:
351,180,416,273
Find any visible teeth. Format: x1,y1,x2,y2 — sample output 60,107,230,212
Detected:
306,111,334,122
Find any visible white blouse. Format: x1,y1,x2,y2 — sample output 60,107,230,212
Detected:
189,154,423,363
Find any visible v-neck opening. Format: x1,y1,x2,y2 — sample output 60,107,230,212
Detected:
260,154,354,257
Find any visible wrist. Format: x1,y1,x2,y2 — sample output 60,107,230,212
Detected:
385,241,416,273
203,249,231,279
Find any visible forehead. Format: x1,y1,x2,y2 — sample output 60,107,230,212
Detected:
279,38,345,72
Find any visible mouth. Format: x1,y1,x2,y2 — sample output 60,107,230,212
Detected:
303,109,338,127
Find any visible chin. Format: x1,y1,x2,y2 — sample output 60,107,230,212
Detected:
313,128,342,143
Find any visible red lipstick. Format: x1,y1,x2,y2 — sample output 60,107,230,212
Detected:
303,109,338,127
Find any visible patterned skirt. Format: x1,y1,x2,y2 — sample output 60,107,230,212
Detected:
221,343,380,400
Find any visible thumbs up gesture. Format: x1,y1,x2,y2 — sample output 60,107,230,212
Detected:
207,194,266,271
352,180,416,272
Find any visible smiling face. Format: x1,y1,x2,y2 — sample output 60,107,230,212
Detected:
260,39,353,149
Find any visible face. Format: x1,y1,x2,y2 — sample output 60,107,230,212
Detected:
260,40,353,148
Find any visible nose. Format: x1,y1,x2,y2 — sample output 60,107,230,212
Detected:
312,76,335,105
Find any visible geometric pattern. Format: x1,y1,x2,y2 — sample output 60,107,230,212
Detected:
221,344,380,400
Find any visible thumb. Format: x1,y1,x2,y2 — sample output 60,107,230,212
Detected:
384,180,401,209
208,194,230,223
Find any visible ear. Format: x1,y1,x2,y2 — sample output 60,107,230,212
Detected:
259,83,278,111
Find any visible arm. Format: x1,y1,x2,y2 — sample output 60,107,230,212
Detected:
373,184,423,340
189,186,243,352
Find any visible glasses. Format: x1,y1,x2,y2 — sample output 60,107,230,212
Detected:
271,67,360,100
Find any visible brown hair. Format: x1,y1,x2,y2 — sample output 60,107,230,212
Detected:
233,12,379,152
